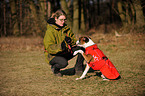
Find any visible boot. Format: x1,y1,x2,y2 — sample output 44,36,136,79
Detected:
51,66,62,77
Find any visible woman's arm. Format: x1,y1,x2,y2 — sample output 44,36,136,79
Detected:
44,28,62,54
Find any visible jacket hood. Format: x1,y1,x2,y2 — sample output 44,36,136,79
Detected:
47,18,66,29
47,18,55,24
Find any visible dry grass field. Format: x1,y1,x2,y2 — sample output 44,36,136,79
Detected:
0,32,145,96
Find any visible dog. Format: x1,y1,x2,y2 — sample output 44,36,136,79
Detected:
73,37,120,80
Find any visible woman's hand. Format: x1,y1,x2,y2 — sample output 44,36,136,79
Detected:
61,41,67,51
65,36,72,44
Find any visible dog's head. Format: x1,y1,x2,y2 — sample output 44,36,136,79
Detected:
76,37,95,48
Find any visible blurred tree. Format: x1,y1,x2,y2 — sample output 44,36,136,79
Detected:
83,0,89,30
73,0,79,35
109,0,113,23
20,0,22,35
39,0,45,16
28,0,41,36
130,1,135,24
133,0,145,26
38,0,47,36
1,0,144,37
80,0,85,33
97,0,100,16
27,0,47,36
60,0,72,28
47,1,51,18
23,3,31,35
3,0,6,36
125,1,131,25
9,0,20,36
117,1,126,26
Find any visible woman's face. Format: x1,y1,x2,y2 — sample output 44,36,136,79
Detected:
55,15,66,26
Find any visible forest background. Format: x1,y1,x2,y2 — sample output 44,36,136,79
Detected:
0,0,145,36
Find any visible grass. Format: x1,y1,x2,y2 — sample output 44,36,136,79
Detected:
0,33,145,96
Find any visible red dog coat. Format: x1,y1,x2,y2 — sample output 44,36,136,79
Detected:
85,44,120,79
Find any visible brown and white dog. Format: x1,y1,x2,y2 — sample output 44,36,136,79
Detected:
74,37,120,80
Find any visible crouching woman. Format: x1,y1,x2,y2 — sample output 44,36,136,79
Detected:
43,9,84,77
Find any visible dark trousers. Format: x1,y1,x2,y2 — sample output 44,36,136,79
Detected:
49,53,84,72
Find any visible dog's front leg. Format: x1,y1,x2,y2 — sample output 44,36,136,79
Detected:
76,63,90,80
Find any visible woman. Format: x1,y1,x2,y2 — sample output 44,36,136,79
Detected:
43,9,84,77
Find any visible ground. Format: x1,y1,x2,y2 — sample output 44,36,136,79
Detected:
0,32,145,96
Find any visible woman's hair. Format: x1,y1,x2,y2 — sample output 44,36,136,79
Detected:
51,9,67,19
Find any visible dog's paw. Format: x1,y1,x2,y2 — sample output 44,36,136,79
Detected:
75,78,82,80
73,51,79,56
76,40,79,45
73,50,84,56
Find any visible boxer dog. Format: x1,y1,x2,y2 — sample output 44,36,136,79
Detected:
73,37,120,80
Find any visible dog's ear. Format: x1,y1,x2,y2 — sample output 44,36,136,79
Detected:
83,37,89,43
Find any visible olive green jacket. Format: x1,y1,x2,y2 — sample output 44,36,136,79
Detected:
43,23,77,64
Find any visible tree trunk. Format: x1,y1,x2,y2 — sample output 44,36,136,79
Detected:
67,0,71,7
47,1,51,18
97,0,100,16
39,0,47,36
4,1,6,36
130,2,135,24
9,0,20,36
60,0,72,28
125,1,131,25
80,0,85,33
109,0,113,23
84,0,89,30
44,0,47,17
73,0,79,35
29,1,40,35
133,0,145,26
25,5,30,32
39,0,45,16
117,1,126,26
20,0,22,35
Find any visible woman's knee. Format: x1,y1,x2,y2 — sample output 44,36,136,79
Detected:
50,56,68,68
